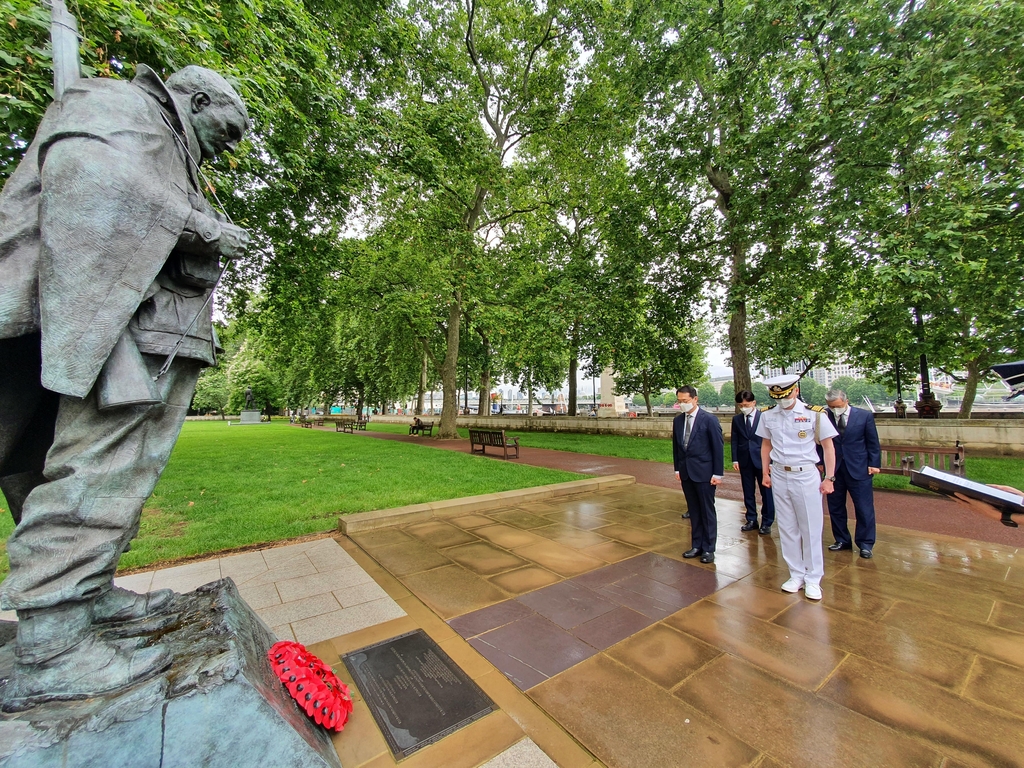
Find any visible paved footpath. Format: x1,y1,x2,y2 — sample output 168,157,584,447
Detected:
330,426,1024,547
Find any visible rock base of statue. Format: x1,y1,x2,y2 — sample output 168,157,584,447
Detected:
0,579,341,768
239,409,263,424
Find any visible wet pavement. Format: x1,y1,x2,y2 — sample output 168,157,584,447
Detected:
349,483,1024,768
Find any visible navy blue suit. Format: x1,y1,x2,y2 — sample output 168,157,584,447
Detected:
673,408,724,553
730,410,775,528
826,407,882,549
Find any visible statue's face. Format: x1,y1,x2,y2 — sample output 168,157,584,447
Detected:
189,92,248,161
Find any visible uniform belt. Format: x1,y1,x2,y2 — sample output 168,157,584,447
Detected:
772,462,814,472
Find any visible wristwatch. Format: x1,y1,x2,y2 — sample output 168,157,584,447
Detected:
824,475,836,482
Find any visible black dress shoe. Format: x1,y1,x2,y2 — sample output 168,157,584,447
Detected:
759,525,772,535
700,553,715,564
828,542,852,552
681,512,690,519
682,548,701,558
859,548,873,559
741,521,759,532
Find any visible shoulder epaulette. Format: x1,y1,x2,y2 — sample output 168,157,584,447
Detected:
807,405,825,412
759,405,773,411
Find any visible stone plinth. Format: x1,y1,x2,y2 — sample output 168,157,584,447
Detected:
0,579,341,768
239,410,263,424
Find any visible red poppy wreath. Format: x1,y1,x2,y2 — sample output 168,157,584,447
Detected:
269,640,354,732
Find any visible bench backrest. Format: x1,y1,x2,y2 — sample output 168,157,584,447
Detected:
879,443,966,477
469,429,505,446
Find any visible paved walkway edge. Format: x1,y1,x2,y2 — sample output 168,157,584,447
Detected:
338,475,636,533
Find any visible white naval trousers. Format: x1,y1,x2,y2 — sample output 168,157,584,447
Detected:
770,465,825,585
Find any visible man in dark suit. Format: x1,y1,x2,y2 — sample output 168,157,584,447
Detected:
730,390,775,535
824,389,882,558
673,386,724,563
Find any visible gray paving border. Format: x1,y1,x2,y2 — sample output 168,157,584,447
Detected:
338,474,636,534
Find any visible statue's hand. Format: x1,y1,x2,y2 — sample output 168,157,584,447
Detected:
217,223,250,260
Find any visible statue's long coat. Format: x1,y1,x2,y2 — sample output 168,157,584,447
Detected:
0,65,199,398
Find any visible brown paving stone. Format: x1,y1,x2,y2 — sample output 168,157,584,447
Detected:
743,564,893,621
487,565,561,595
530,654,758,768
367,539,452,577
449,513,498,529
571,560,637,590
351,527,414,549
513,540,606,578
592,523,672,549
471,523,546,550
402,520,479,549
665,601,845,690
444,541,529,576
991,601,1024,634
708,580,800,620
773,601,974,690
517,581,619,629
449,599,535,639
539,510,611,531
402,565,509,620
569,605,653,650
607,622,720,690
882,601,1024,669
476,614,597,678
557,499,616,516
595,508,670,531
327,615,419,658
487,508,552,530
676,654,943,768
395,711,523,768
819,654,1024,767
437,634,494,680
514,501,561,514
963,656,1024,719
629,551,737,596
532,523,610,550
916,566,1024,608
471,669,599,768
829,565,994,623
329,665,390,767
580,539,645,563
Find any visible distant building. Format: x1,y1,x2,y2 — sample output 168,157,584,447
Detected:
759,363,864,388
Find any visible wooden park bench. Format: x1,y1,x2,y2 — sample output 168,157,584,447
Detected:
409,421,434,437
469,429,520,460
878,441,966,477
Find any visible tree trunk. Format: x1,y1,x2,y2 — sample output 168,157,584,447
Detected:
438,294,462,438
477,332,490,418
416,343,427,416
959,359,981,419
527,373,534,416
643,370,653,417
729,293,752,394
568,353,578,416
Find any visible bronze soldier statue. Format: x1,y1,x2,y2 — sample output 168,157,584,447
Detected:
0,64,250,708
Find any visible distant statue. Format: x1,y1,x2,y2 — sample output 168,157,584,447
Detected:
245,386,255,410
0,64,250,709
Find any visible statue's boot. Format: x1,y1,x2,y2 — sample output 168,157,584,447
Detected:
93,585,176,623
2,601,171,712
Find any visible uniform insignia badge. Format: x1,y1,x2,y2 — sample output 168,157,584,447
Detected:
798,430,808,438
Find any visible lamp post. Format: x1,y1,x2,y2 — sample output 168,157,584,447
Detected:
912,307,942,419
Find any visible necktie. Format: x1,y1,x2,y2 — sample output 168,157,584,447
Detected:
746,414,753,430
838,412,847,434
683,414,692,448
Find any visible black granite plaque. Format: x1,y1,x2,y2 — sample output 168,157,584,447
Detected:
342,629,495,758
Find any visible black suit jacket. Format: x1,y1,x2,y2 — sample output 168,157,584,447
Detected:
673,408,725,483
827,407,882,481
730,410,765,470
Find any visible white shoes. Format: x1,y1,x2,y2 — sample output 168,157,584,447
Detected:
804,583,823,600
781,577,804,593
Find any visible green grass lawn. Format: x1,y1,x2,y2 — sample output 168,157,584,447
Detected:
373,421,1023,491
0,421,583,580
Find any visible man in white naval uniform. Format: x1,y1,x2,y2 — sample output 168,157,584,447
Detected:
755,375,837,601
